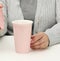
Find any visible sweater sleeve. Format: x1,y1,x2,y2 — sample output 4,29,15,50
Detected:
45,0,60,46
0,0,7,37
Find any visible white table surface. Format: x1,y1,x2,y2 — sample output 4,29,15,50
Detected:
0,36,60,61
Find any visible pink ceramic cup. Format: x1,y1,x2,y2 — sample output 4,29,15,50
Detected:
12,20,33,53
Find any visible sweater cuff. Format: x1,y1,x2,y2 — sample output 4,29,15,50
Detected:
45,29,60,46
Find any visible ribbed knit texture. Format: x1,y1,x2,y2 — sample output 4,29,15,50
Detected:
34,0,60,46
33,0,56,34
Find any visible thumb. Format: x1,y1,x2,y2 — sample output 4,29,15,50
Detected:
31,34,36,39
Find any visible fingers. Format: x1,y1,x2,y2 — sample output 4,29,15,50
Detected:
31,39,44,46
31,41,48,49
31,42,45,49
31,32,49,49
31,33,43,44
31,36,49,49
31,45,41,49
39,41,48,49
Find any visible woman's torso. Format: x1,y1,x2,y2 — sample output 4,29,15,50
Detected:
6,0,56,34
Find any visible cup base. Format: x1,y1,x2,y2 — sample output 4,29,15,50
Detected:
15,50,30,54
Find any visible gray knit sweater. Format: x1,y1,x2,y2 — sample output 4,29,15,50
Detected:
0,0,60,46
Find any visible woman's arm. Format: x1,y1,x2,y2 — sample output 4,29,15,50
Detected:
45,23,60,46
0,0,7,37
45,0,60,46
31,0,60,49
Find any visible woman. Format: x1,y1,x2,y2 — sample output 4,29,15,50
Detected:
0,0,60,50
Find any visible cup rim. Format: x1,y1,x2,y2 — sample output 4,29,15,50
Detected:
12,20,33,24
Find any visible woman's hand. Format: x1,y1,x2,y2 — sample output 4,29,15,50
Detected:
31,32,49,49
